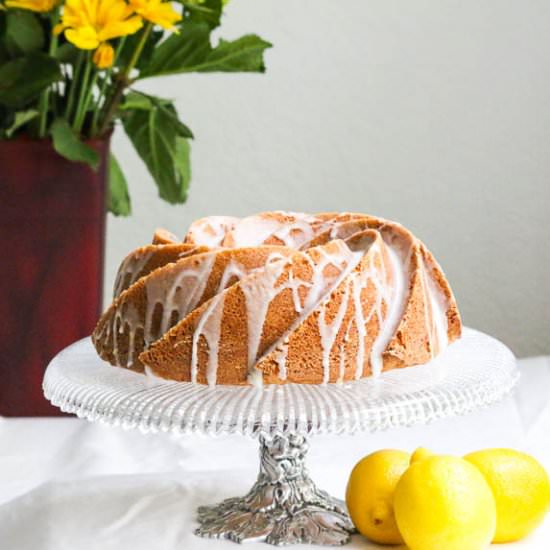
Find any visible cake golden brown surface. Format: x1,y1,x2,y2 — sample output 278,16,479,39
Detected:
93,212,461,385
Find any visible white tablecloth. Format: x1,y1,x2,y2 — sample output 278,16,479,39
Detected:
0,356,549,550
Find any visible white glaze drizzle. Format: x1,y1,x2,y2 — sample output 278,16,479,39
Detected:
272,217,315,248
312,242,386,383
350,272,368,379
104,254,218,368
108,301,141,365
239,256,292,374
312,239,391,381
190,293,225,385
247,366,264,387
217,260,248,292
145,254,216,340
113,249,154,297
302,244,358,310
186,216,239,247
226,212,326,249
286,270,310,313
186,252,297,387
254,242,365,383
273,343,289,380
195,242,362,385
317,279,351,383
337,343,346,383
146,253,291,385
420,257,449,356
369,243,408,377
226,217,284,247
126,318,138,365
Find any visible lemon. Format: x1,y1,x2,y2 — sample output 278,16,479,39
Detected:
345,449,410,544
465,448,550,542
410,447,433,464
394,453,496,550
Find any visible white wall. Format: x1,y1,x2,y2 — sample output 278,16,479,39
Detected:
106,0,550,358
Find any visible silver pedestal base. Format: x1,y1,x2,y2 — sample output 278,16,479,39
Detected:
195,434,355,546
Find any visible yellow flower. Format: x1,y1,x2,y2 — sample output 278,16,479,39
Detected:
93,42,114,68
129,0,181,31
5,0,56,12
55,0,143,50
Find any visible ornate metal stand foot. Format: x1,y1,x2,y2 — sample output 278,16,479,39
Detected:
195,433,355,546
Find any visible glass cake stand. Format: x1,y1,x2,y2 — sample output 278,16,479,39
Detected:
43,328,519,546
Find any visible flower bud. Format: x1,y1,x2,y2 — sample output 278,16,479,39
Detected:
93,43,115,69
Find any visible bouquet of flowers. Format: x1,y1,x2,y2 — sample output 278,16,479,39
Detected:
0,0,270,213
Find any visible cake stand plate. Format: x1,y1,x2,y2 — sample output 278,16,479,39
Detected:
43,328,519,546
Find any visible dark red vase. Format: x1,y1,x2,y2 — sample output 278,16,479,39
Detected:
0,136,109,416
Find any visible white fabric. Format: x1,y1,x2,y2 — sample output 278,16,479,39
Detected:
0,356,549,550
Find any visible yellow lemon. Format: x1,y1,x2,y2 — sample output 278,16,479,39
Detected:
394,453,496,550
345,449,410,544
465,448,550,542
410,447,433,464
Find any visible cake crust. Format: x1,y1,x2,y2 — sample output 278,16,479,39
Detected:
93,212,462,386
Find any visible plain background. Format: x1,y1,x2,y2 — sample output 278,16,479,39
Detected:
106,0,550,358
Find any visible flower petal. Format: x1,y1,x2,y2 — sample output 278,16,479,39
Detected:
5,0,56,12
98,15,143,42
66,26,100,49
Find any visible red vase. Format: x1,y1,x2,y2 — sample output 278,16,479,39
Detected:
0,136,109,416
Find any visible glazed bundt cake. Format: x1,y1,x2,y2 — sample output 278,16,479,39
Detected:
93,212,461,386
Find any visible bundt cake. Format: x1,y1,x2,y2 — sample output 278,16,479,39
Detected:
93,212,461,386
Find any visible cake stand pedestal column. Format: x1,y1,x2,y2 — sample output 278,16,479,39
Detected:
196,433,355,546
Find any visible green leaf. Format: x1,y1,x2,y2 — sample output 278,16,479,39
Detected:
0,44,10,66
197,35,272,72
108,153,132,216
0,53,61,108
122,100,191,203
120,90,156,111
50,118,99,169
139,22,211,78
121,91,194,138
140,25,271,78
0,15,10,64
174,136,191,199
165,107,193,139
5,11,44,56
55,41,79,64
181,0,223,29
5,109,38,137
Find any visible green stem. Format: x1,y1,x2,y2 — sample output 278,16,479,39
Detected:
65,52,83,120
91,37,126,137
124,23,152,78
75,70,98,136
98,23,152,136
38,9,60,138
72,52,93,134
51,81,59,118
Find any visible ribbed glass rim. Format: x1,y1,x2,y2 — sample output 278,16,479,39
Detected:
43,328,519,437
